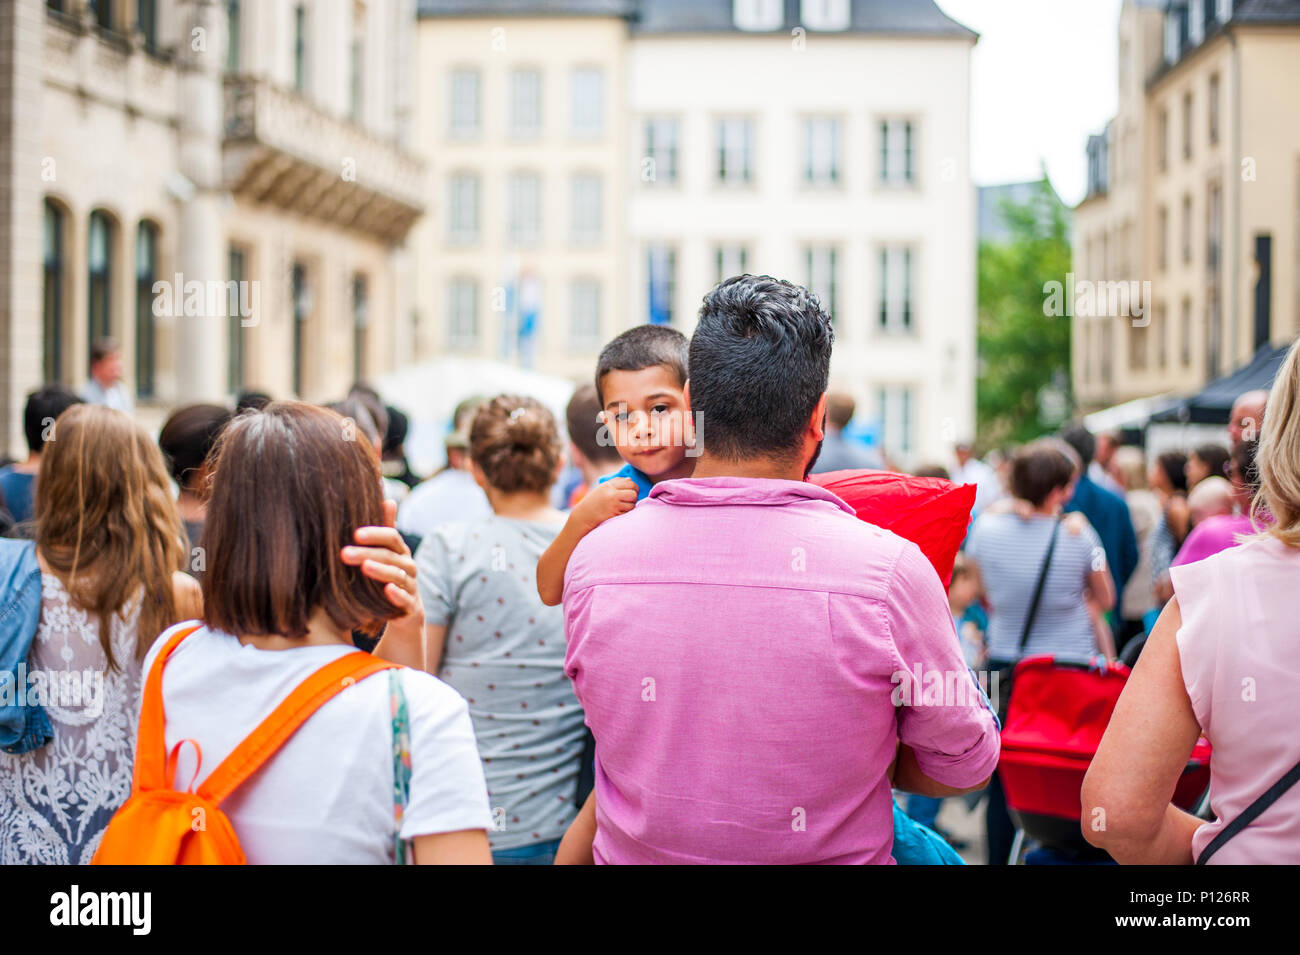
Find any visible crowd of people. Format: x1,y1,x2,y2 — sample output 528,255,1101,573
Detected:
0,281,1296,864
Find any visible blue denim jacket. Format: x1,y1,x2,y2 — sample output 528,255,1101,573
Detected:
0,537,52,754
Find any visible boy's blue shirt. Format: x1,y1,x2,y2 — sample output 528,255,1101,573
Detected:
598,463,654,501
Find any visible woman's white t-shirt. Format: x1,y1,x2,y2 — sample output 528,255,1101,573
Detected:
142,622,493,864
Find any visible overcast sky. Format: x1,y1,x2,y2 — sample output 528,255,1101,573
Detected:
936,0,1124,206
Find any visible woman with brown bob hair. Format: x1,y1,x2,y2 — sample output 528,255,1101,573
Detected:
144,401,492,864
1,405,200,864
415,395,586,865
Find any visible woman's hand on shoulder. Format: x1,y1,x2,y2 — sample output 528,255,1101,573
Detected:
346,500,426,668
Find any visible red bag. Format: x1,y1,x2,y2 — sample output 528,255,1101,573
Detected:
808,469,976,587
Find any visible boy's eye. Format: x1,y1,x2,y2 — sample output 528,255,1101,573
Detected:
651,404,670,415
613,411,629,422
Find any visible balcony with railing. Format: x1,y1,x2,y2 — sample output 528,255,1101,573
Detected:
222,76,426,244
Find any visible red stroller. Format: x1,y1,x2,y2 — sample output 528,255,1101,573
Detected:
998,655,1212,863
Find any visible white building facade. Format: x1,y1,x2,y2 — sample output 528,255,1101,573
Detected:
626,0,978,468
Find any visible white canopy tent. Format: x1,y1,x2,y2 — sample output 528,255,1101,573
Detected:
372,358,578,477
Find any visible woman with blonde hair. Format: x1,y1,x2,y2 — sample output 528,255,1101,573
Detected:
1084,344,1300,863
0,405,200,864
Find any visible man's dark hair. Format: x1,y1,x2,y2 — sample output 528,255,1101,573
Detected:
24,385,82,454
689,275,834,464
1060,423,1097,466
1232,439,1260,495
594,325,689,406
1010,439,1079,508
89,338,120,367
158,403,234,490
566,383,622,467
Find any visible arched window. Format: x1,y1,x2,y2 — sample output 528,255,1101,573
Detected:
292,262,311,396
88,210,115,348
352,274,369,383
43,199,65,384
135,221,159,398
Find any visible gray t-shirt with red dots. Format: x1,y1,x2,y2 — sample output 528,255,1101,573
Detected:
415,515,586,850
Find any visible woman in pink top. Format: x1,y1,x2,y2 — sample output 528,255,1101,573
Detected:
1083,345,1300,863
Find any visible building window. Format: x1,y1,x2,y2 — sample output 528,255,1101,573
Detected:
716,117,754,186
804,245,838,321
1164,8,1181,64
879,119,915,186
570,279,601,349
644,117,679,185
1156,301,1168,369
878,246,914,334
1181,297,1192,366
715,244,748,285
1182,194,1193,264
1208,73,1220,146
1157,205,1168,271
1101,320,1114,386
1129,317,1148,371
225,0,241,71
136,0,157,51
876,386,914,461
570,174,602,244
448,173,479,244
571,68,604,138
1189,0,1205,44
802,117,841,186
801,0,849,31
91,0,114,32
510,69,542,139
508,172,541,246
1158,108,1169,172
647,245,676,325
87,211,114,347
352,275,369,383
134,222,158,399
349,30,363,122
733,0,782,31
449,69,480,139
293,4,308,94
292,262,311,397
43,200,64,385
228,246,246,393
1217,0,1233,22
448,278,478,350
1182,91,1193,160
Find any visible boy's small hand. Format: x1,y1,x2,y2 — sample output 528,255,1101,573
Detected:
573,478,638,532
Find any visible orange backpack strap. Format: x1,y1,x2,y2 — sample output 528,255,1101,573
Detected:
195,652,401,806
133,623,205,792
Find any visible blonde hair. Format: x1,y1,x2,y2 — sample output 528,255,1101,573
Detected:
1111,445,1147,491
35,404,187,670
1255,340,1300,546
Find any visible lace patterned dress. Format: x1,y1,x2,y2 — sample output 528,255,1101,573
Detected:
0,575,144,865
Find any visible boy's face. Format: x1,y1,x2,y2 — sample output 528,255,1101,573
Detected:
599,365,693,480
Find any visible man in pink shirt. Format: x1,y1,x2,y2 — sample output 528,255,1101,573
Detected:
562,275,999,864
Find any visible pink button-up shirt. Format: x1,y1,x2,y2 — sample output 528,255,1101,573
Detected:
563,477,1000,864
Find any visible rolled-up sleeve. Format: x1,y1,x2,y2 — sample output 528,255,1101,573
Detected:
887,542,1001,789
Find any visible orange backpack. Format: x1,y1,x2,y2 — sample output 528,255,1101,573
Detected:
92,624,400,865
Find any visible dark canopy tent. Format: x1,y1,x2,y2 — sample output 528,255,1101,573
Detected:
1149,343,1291,425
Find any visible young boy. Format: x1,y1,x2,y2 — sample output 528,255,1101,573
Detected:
536,325,695,606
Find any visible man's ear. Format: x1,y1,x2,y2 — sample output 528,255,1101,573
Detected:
809,392,829,442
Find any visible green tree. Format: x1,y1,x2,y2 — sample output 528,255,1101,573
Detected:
976,177,1073,450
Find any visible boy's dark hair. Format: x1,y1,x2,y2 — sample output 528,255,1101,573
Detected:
594,325,689,406
24,385,82,454
202,402,399,640
689,274,834,464
158,403,234,490
1060,423,1096,466
566,383,622,467
1010,439,1079,508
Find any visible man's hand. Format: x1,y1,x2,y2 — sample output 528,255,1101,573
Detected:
572,478,638,533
